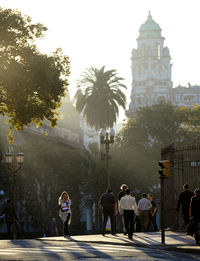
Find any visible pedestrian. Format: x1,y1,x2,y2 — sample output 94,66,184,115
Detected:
99,188,117,236
189,188,200,245
119,189,138,240
176,184,193,228
58,191,71,239
118,184,128,201
138,193,152,232
47,217,58,237
0,199,17,238
147,194,158,232
118,184,128,234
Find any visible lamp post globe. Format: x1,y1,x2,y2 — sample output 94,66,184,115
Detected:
5,151,13,165
16,151,24,165
99,128,106,144
110,128,115,143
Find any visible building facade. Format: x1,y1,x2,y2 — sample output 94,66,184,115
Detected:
80,114,100,151
127,12,200,116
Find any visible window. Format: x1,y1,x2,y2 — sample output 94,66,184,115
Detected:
155,44,160,59
157,96,166,103
140,46,145,57
157,45,161,59
137,97,143,104
183,96,194,104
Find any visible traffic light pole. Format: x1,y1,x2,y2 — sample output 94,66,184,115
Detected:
160,177,165,244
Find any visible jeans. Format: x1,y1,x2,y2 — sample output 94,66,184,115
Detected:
64,213,71,236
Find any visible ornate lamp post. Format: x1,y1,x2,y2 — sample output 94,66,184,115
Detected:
5,149,24,239
99,128,115,188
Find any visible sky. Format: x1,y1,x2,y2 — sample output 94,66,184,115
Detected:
1,0,200,122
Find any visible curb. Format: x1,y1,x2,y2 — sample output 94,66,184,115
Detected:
37,237,200,255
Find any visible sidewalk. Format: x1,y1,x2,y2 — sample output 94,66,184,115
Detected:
40,231,200,254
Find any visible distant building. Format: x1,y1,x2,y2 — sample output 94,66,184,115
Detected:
80,114,100,151
127,12,200,116
80,118,123,151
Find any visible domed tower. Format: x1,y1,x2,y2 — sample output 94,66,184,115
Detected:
127,12,172,115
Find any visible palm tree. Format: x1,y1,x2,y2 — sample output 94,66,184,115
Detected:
75,66,127,130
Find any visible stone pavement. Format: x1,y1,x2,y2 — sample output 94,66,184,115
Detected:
39,231,200,254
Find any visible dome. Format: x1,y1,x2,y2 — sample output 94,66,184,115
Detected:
138,12,162,39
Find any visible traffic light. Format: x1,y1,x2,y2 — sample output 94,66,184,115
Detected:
158,160,170,178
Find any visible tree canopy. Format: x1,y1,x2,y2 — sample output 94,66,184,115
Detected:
0,117,84,235
75,66,126,130
109,103,200,193
0,8,70,143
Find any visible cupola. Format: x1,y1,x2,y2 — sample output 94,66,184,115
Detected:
138,12,162,39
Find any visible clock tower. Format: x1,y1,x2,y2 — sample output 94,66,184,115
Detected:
127,12,172,115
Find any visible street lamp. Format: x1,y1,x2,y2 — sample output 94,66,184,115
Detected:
5,149,24,239
99,128,115,188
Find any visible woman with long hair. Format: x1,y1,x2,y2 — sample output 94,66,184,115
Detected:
58,191,71,238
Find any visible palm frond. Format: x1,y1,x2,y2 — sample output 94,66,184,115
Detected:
75,65,127,129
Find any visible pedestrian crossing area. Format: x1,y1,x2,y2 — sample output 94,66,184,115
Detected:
0,242,200,261
0,242,146,255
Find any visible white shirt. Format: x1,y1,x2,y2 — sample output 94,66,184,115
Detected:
119,195,138,215
138,198,152,211
60,199,71,213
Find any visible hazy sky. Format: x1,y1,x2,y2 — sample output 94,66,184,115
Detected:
1,0,200,122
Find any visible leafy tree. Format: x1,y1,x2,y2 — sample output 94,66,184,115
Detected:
0,102,85,236
110,103,200,194
0,8,70,143
83,143,106,196
57,96,80,133
81,142,107,232
75,66,126,129
16,135,84,235
0,128,85,236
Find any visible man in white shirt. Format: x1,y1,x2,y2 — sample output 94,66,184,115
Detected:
119,189,138,240
138,193,152,232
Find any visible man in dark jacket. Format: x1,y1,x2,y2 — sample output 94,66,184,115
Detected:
176,184,193,227
190,188,200,245
99,188,117,236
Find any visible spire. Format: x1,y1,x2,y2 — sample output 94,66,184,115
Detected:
147,11,153,21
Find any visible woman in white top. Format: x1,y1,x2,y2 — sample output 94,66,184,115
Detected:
58,191,71,238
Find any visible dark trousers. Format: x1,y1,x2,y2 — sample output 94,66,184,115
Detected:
140,210,149,232
6,220,23,239
124,210,135,238
193,219,200,243
149,214,158,231
64,213,71,236
6,221,12,238
183,213,190,226
102,208,115,235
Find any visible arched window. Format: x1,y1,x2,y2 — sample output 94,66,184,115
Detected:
137,97,142,104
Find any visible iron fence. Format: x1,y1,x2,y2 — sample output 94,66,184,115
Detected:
161,143,200,229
